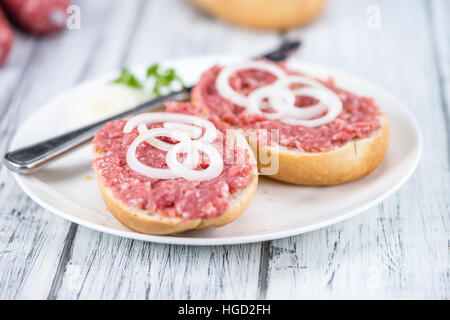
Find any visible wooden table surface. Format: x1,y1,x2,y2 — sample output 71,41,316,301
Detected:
0,0,448,300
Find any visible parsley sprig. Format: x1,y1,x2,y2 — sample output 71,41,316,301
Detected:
112,68,143,89
112,63,185,96
146,64,185,95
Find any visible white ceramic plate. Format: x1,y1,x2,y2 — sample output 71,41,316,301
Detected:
9,56,422,245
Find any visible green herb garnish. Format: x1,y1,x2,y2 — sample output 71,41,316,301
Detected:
112,68,143,89
146,63,185,96
112,64,184,96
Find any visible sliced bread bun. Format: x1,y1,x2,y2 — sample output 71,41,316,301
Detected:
93,130,258,235
191,0,326,30
249,115,389,185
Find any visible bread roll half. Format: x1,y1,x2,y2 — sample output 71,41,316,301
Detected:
93,130,258,235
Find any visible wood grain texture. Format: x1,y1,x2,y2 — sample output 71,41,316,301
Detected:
0,0,448,300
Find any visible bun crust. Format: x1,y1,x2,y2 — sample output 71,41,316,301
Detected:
250,115,389,185
93,131,258,235
191,0,326,30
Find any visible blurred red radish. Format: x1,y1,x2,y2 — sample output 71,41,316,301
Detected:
0,8,14,66
1,0,70,35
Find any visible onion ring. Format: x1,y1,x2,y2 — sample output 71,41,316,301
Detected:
280,87,343,127
215,61,286,106
126,128,186,180
215,61,344,127
124,112,217,143
246,85,294,119
166,140,224,181
124,113,224,180
129,113,216,169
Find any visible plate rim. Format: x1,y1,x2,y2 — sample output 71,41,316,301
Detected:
10,56,423,246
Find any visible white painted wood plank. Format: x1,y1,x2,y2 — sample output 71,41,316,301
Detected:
266,0,449,299
0,29,72,301
0,176,71,299
430,0,450,103
125,0,280,65
0,0,142,299
55,237,263,299
0,34,35,116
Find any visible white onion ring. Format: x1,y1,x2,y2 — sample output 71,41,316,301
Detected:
137,123,180,151
126,128,185,180
129,113,215,169
280,87,343,127
273,75,328,119
246,85,294,119
215,61,286,106
137,123,198,152
215,61,344,127
163,122,202,139
275,75,325,90
136,122,202,165
124,113,223,180
124,112,217,143
137,124,200,169
162,122,202,168
166,140,223,181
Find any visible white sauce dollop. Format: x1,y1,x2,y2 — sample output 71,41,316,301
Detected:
70,83,148,129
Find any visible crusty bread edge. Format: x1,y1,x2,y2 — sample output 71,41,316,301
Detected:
92,131,258,235
191,0,326,30
250,114,390,185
